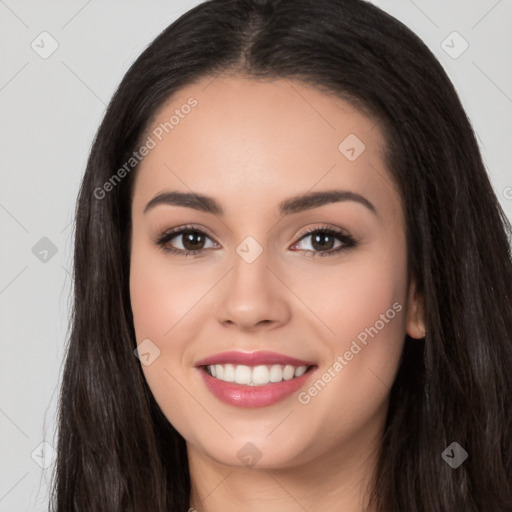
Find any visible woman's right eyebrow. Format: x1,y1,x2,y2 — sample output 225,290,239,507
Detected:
143,189,378,218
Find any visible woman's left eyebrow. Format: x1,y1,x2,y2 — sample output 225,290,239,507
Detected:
143,189,378,218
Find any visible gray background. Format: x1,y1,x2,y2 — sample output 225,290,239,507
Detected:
0,0,510,510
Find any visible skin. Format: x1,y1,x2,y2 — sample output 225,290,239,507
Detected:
129,75,426,512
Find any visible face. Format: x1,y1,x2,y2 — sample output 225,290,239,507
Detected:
129,76,425,470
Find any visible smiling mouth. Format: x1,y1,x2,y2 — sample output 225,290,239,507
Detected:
202,363,316,386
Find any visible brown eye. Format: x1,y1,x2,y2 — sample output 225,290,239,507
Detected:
179,231,207,251
310,231,337,251
155,226,219,256
291,227,357,257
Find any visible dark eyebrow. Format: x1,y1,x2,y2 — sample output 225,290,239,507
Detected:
143,189,377,217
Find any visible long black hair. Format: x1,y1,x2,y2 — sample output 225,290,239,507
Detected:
50,0,512,510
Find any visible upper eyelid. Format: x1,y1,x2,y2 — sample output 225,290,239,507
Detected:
159,224,216,241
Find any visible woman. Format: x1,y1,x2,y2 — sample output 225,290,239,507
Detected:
50,0,512,510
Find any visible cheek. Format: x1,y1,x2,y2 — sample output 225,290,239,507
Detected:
293,246,408,413
129,241,210,343
295,247,408,423
329,267,406,351
290,246,408,351
129,242,210,436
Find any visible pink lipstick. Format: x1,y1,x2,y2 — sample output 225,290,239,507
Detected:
195,350,317,408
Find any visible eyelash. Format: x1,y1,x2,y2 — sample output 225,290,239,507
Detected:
154,224,357,258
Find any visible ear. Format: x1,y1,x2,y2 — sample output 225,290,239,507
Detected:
405,278,426,339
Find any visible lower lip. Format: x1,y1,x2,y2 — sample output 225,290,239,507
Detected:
198,367,317,408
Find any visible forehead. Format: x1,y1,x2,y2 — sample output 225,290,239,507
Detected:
133,76,395,217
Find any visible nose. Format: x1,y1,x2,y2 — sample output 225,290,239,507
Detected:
215,244,292,332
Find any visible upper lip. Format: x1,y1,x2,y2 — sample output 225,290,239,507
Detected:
195,350,316,367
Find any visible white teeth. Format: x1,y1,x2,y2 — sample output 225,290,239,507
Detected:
234,365,251,385
283,365,295,380
269,364,283,382
252,365,270,385
206,363,310,386
223,364,235,382
294,365,307,377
